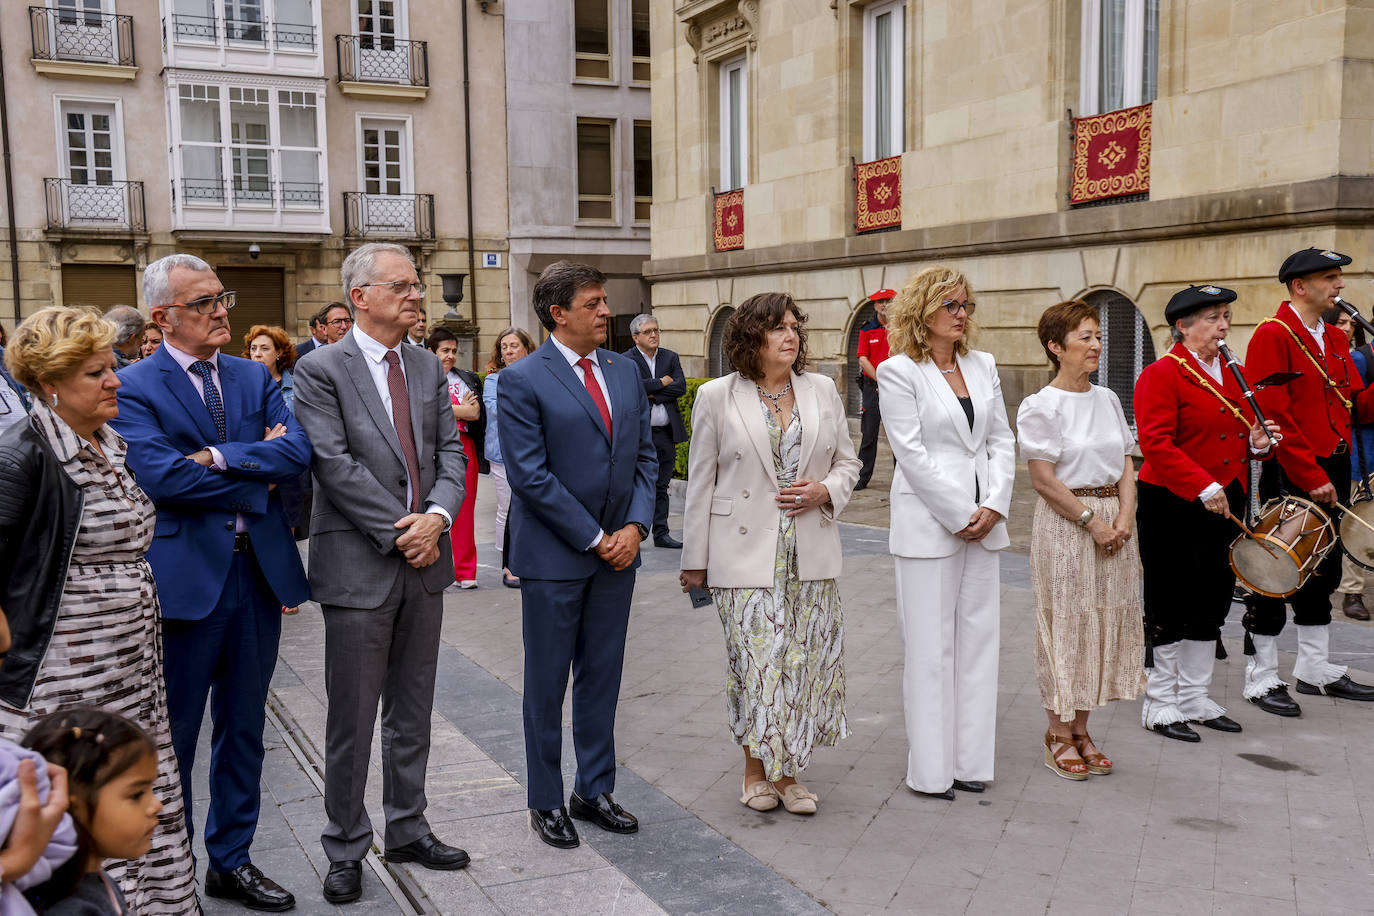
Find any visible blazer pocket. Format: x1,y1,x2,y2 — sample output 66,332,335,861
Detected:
152,517,180,538
710,496,734,516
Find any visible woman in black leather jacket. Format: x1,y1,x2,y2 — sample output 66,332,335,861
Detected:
0,306,198,912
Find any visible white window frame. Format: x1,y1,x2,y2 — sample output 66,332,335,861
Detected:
719,54,747,191
356,114,413,195
53,96,126,184
352,0,409,42
1079,0,1157,116
862,0,905,162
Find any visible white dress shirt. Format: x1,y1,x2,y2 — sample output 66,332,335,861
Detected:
549,333,613,548
637,346,670,428
1287,301,1326,355
163,340,248,530
351,324,451,526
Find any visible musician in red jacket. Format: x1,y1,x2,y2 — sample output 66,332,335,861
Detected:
1243,247,1374,709
1135,285,1278,741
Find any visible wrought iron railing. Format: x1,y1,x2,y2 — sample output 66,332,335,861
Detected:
45,178,145,231
172,178,322,209
335,34,428,86
273,21,316,50
29,6,135,66
343,191,434,240
170,12,217,42
177,178,227,205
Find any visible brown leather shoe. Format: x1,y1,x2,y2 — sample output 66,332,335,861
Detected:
1343,592,1370,620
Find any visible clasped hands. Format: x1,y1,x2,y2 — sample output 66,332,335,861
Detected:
596,524,642,571
1087,515,1131,557
395,512,447,569
776,479,831,517
956,506,1002,542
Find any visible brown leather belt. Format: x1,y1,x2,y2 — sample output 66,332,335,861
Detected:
1071,485,1119,498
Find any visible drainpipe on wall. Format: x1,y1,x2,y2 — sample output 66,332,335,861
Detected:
461,0,478,370
0,27,22,326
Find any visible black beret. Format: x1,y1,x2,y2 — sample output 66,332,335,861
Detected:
1165,285,1237,325
1279,248,1351,283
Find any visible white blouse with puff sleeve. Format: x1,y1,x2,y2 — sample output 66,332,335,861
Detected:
1016,385,1134,490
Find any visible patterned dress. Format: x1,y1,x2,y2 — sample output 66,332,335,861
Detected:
0,403,199,914
713,403,848,781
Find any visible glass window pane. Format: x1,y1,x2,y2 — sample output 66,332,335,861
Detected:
633,122,652,200
276,0,310,25
279,102,317,147
1141,0,1160,104
1098,0,1126,113
575,57,611,80
633,60,650,82
875,11,892,158
631,0,650,58
181,145,220,180
574,0,609,56
576,120,613,198
180,94,220,142
728,67,742,187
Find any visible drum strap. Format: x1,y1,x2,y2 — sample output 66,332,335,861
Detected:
1166,355,1251,430
1257,317,1353,409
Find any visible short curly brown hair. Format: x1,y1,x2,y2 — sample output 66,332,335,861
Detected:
722,293,809,381
240,324,297,373
1037,300,1099,369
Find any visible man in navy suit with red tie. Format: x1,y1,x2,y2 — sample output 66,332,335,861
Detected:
498,261,657,849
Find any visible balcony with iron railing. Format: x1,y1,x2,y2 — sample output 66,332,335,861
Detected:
45,178,145,233
29,6,136,79
343,191,434,240
163,8,320,76
335,35,429,100
168,12,316,51
175,177,323,209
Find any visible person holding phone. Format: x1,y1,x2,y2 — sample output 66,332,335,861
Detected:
679,292,860,816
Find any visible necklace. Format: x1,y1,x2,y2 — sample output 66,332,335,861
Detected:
756,381,792,413
937,364,958,375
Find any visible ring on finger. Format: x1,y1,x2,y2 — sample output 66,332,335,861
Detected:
794,494,802,505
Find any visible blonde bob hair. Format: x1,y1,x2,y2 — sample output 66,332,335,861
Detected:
886,266,977,363
4,306,118,396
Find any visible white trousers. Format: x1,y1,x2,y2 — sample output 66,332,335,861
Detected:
894,545,1000,793
491,462,510,554
1244,634,1286,699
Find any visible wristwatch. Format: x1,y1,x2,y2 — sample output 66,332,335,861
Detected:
1076,508,1095,528
633,522,649,541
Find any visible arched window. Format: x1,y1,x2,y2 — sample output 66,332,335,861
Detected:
708,306,735,377
844,302,878,416
1086,289,1155,430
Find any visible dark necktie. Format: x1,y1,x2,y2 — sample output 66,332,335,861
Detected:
190,360,226,443
383,350,421,512
577,357,612,437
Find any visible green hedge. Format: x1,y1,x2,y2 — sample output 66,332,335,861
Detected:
673,378,711,479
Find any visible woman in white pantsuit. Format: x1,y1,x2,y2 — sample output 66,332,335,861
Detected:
877,266,1015,800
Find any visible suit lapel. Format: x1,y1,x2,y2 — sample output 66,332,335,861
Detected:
155,346,220,445
402,344,428,448
794,372,819,472
540,340,611,442
627,348,650,379
919,358,976,450
960,353,989,445
342,336,406,465
730,373,775,479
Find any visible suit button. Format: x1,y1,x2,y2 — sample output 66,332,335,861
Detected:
1219,407,1225,413
225,521,234,530
739,526,747,534
1220,433,1227,440
399,479,406,486
1223,459,1231,465
742,489,750,498
735,451,742,460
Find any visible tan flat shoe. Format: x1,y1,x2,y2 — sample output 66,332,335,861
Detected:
740,778,779,811
779,783,818,815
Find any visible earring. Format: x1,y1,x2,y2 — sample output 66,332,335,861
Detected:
49,392,58,407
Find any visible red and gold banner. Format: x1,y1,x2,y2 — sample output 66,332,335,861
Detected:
855,155,901,232
1070,103,1151,205
713,189,743,251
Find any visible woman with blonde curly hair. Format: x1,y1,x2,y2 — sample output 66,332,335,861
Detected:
0,306,198,913
878,266,1015,800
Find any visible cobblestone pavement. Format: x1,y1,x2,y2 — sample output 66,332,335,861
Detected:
189,470,1374,915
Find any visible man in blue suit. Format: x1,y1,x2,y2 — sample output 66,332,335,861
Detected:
112,253,309,912
499,261,657,849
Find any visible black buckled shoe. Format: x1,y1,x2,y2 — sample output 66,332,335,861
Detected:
1196,715,1243,732
385,832,470,870
1248,685,1302,717
1296,674,1374,701
205,864,296,912
569,792,638,834
951,779,985,793
1151,721,1201,742
321,861,361,904
530,807,580,848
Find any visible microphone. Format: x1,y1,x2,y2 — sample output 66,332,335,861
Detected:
1218,340,1280,448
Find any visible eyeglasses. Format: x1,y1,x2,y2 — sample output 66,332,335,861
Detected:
358,280,427,296
165,291,236,314
942,299,976,316
327,316,354,328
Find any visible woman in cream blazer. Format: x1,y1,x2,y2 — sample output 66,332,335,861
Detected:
680,292,860,816
878,266,1015,800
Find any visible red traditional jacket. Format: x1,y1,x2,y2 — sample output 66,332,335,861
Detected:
1247,302,1374,492
1135,342,1264,501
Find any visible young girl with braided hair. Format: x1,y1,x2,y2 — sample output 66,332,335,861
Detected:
20,709,162,915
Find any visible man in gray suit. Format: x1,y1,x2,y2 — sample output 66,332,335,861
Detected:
292,241,469,904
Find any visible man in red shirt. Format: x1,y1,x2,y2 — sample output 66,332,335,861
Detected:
855,288,894,490
1243,247,1374,710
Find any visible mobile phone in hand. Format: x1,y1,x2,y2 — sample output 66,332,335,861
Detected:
688,586,713,608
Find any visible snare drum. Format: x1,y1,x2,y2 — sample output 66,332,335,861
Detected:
1341,479,1374,571
1230,496,1336,598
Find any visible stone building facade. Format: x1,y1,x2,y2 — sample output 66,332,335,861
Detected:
645,0,1374,421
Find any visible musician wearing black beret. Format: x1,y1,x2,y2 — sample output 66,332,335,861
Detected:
1242,248,1374,710
1134,285,1279,741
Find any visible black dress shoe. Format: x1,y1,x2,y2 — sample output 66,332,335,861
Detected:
1151,721,1201,742
321,861,361,905
951,779,985,793
913,787,955,800
1248,685,1302,717
853,481,869,491
385,832,470,870
569,792,639,834
530,807,580,848
1196,715,1243,732
1296,674,1374,700
205,864,295,912
653,535,683,549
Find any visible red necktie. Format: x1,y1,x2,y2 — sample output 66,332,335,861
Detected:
383,350,421,511
577,357,612,437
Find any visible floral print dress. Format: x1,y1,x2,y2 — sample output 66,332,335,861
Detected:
713,403,848,781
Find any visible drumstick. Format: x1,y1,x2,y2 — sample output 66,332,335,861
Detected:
1332,502,1374,536
1224,507,1283,559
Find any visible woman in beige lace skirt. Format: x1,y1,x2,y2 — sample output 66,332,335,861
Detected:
1017,300,1144,781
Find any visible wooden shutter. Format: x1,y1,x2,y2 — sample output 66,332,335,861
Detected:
61,263,136,310
214,266,285,351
